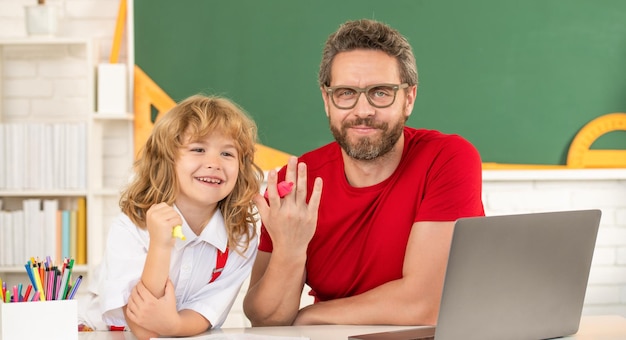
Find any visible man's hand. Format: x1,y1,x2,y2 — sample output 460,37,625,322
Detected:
253,156,323,256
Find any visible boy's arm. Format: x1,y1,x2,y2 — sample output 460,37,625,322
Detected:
125,203,183,339
125,280,211,339
141,203,181,297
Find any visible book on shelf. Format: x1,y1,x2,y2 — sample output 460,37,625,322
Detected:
0,211,13,266
1,210,18,265
53,123,65,190
41,123,55,190
0,126,4,189
22,198,44,259
43,199,59,260
56,210,62,262
4,124,25,190
70,210,78,260
76,197,87,265
0,122,87,191
27,124,42,189
0,199,87,267
61,209,70,260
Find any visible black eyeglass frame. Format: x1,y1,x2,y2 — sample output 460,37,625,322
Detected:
324,83,410,109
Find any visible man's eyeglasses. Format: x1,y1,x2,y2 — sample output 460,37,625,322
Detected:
324,83,409,110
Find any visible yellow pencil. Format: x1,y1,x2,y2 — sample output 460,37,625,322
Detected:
32,263,46,301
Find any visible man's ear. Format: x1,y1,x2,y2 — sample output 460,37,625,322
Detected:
404,85,417,117
320,87,330,117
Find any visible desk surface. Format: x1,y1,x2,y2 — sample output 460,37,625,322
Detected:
77,315,626,340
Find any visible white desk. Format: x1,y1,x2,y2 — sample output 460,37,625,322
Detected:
77,315,626,340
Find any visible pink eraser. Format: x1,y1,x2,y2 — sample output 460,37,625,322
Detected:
264,181,294,199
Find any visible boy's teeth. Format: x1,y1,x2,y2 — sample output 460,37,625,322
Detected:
199,177,221,184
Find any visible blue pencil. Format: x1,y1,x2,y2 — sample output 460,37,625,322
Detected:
67,275,83,300
24,262,36,288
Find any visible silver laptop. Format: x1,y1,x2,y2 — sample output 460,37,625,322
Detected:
350,209,601,340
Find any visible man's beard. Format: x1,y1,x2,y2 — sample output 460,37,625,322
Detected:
330,114,406,161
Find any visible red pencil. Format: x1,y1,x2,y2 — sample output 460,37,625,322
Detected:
23,284,33,302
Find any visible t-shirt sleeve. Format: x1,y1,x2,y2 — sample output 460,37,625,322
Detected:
415,135,485,221
258,225,273,252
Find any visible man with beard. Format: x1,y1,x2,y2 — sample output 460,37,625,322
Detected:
244,19,485,326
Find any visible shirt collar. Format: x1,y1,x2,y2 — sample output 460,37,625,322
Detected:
172,204,228,252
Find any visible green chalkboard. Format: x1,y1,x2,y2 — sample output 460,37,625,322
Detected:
134,0,626,165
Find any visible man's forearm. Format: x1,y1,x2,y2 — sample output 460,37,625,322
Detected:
244,284,302,325
294,278,439,326
244,252,308,326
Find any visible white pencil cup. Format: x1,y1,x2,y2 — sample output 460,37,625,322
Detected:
0,300,78,340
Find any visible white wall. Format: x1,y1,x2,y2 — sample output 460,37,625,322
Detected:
2,0,626,328
483,170,626,318
0,0,126,63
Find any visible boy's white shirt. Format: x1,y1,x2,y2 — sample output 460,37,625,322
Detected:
78,205,258,330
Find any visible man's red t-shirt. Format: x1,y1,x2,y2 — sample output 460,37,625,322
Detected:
259,127,485,302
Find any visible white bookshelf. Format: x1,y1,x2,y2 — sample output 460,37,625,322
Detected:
0,37,134,290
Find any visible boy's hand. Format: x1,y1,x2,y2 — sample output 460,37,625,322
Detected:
126,279,181,335
146,203,183,248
